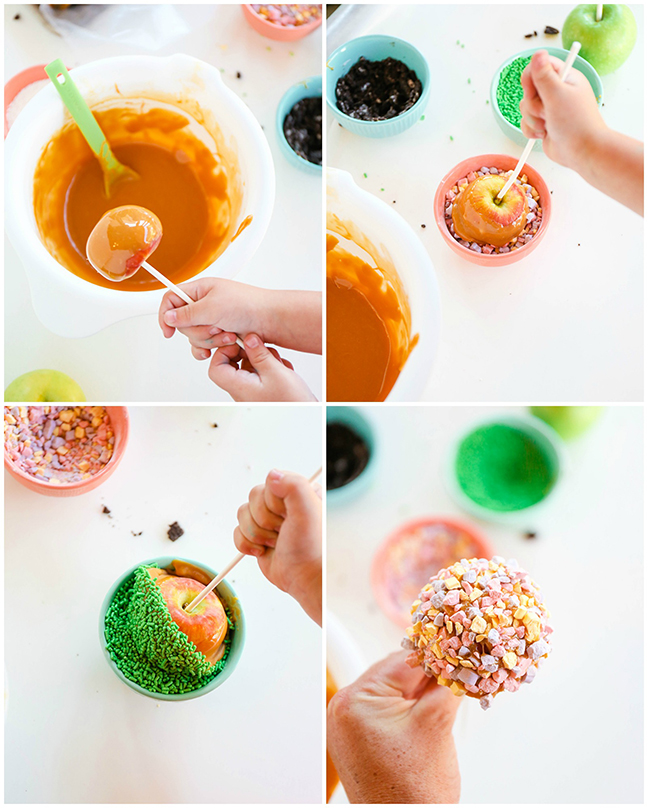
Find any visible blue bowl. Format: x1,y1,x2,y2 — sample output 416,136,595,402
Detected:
490,47,603,149
99,556,246,701
276,74,322,174
326,35,430,138
327,407,378,506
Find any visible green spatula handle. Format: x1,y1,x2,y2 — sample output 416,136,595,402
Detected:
44,59,119,170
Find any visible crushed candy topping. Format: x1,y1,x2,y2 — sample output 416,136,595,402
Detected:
402,556,552,710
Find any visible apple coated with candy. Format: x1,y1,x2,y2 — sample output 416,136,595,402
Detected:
444,167,542,255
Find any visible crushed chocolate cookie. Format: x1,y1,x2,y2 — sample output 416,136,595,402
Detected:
131,530,143,537
283,96,322,165
524,530,538,540
212,423,219,428
335,56,422,121
102,506,111,515
544,26,560,35
167,522,184,542
236,71,242,78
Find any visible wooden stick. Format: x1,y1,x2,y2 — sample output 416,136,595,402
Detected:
143,261,245,349
496,42,582,202
184,466,323,613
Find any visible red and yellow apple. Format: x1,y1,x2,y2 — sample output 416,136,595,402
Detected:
147,567,228,664
452,174,528,247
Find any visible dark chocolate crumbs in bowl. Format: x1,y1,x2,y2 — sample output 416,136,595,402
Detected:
168,522,184,541
283,96,322,165
335,56,422,121
327,422,370,490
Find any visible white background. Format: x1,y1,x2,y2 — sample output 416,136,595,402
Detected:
5,405,323,804
327,4,644,402
4,4,323,401
327,405,643,804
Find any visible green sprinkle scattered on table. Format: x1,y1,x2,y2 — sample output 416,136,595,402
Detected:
450,135,454,141
496,54,532,129
461,43,465,48
363,172,367,178
420,114,425,121
467,78,471,84
380,187,385,192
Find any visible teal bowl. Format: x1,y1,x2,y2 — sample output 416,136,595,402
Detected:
326,35,430,138
327,407,378,506
99,556,245,701
444,414,566,527
490,46,603,149
276,75,322,175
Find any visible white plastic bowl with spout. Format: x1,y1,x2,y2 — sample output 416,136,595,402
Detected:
5,53,275,338
327,168,440,402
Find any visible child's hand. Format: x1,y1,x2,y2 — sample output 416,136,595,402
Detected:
234,469,322,624
328,651,461,804
520,49,605,171
208,335,317,402
158,278,269,347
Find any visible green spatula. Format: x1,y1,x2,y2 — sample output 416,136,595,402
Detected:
45,59,138,197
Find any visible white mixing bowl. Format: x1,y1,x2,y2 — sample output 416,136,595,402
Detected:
327,168,440,402
5,53,275,338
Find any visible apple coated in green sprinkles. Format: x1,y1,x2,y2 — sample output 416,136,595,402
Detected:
104,565,233,695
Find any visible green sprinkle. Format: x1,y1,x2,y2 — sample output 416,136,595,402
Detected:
420,114,425,121
380,187,385,192
461,44,465,48
104,565,233,695
450,135,454,141
496,55,532,128
467,78,471,84
486,99,489,104
363,172,367,178
289,51,294,56
456,39,460,44
455,424,557,513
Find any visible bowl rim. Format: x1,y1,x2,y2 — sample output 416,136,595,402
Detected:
3,405,129,491
275,74,323,173
325,33,431,128
489,46,604,137
433,153,552,264
371,514,495,626
444,412,567,524
99,555,246,700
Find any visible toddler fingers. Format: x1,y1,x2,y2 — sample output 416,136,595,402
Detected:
158,290,186,338
249,484,285,532
237,502,278,547
233,526,266,558
191,345,212,361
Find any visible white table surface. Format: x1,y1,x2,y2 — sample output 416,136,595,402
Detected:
5,405,323,804
327,4,644,403
4,3,323,402
327,405,643,804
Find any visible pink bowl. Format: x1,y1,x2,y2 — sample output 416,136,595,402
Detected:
4,65,49,138
434,153,552,267
371,515,494,627
241,4,322,41
4,406,129,497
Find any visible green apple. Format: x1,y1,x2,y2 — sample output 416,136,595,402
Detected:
530,406,604,439
563,5,637,75
4,370,86,402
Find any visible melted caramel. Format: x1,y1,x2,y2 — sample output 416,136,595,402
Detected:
34,106,239,291
327,235,415,402
326,668,340,802
86,205,162,281
452,174,528,247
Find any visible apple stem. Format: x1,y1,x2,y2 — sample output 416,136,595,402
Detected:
596,3,603,22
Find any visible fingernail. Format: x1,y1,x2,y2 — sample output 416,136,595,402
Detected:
246,335,261,348
164,310,177,325
208,326,221,336
201,349,210,360
251,546,265,557
269,468,284,482
535,131,546,138
535,50,548,67
223,334,237,345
